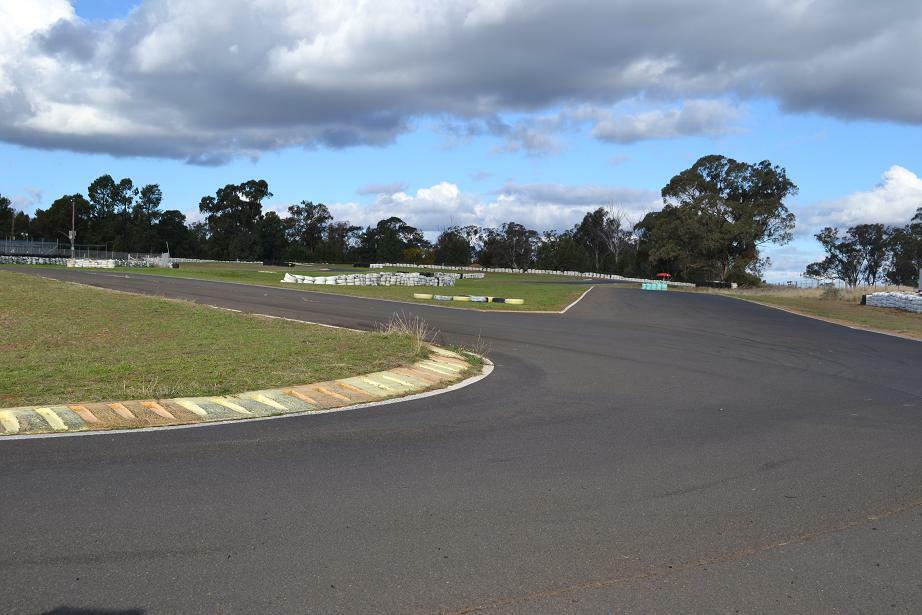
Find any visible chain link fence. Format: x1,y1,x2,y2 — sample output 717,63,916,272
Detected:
0,239,167,267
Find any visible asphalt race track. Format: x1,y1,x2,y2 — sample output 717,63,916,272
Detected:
2,268,921,614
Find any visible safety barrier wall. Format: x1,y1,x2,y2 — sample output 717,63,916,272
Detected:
67,259,116,268
282,272,457,287
369,263,696,287
170,258,262,264
0,255,69,266
865,292,922,314
0,255,159,268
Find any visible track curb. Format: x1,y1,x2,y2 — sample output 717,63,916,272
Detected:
0,347,490,439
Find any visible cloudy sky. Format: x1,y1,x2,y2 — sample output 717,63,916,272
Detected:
2,0,921,280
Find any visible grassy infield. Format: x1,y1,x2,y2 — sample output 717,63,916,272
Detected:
0,270,425,408
146,262,591,311
2,262,918,408
2,260,582,408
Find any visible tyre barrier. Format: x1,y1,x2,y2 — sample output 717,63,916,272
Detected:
641,281,668,291
0,255,69,266
0,255,159,268
864,291,922,314
282,272,456,287
433,294,453,301
413,293,433,300
369,263,696,287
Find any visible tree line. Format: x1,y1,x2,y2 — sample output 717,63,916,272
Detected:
806,211,922,287
12,154,903,287
0,176,190,255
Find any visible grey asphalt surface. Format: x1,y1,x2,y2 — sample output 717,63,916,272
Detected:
1,267,921,614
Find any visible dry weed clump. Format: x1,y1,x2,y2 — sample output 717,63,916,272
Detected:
379,312,439,356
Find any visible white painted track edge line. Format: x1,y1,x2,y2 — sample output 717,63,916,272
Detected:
0,357,494,441
560,286,594,314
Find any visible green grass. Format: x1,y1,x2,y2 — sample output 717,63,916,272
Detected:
85,262,594,311
698,286,922,341
0,270,427,407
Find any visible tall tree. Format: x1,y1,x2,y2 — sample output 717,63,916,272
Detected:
648,155,797,282
433,226,472,265
0,196,32,240
885,207,922,287
130,184,163,252
503,222,539,270
199,179,272,260
87,175,136,250
258,211,288,261
156,210,192,256
805,227,864,287
287,201,332,257
574,208,624,271
476,222,539,270
12,212,32,239
636,204,717,281
320,221,361,262
535,230,587,271
30,194,92,243
0,194,14,238
850,224,891,285
357,217,427,263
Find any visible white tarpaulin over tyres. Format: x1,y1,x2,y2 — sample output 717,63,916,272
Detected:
282,272,457,287
369,263,696,287
866,292,922,314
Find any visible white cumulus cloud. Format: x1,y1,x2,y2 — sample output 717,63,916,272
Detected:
323,181,659,233
807,165,922,228
588,99,744,143
0,0,920,162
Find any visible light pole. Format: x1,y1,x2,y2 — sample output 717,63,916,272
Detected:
69,199,76,261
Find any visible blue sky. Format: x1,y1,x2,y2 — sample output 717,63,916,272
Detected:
3,0,921,281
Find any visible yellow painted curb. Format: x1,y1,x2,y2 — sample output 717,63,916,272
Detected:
35,408,67,431
0,411,19,435
210,397,252,415
175,399,208,417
